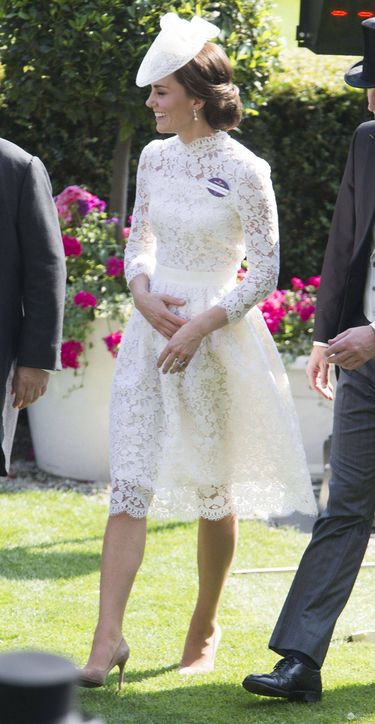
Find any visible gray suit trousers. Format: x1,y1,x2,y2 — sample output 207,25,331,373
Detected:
269,360,375,667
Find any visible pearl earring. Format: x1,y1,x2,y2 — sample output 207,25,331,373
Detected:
193,109,198,122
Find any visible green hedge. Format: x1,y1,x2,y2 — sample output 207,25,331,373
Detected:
0,0,280,210
240,49,369,285
0,44,371,284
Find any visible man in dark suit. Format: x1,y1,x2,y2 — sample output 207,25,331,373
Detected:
0,139,66,476
242,18,375,703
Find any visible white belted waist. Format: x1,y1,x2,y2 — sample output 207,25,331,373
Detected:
152,263,238,287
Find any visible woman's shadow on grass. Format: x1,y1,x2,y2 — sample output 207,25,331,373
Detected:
0,537,102,579
0,520,192,580
78,679,375,724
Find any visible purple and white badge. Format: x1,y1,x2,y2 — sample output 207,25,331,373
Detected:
206,177,230,197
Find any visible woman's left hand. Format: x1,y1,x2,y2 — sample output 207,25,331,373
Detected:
157,320,204,374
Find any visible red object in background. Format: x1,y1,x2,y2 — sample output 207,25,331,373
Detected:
330,9,348,16
357,11,375,17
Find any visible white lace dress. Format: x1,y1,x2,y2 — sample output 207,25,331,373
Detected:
109,131,317,521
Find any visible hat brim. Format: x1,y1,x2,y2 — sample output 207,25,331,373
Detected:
345,60,375,88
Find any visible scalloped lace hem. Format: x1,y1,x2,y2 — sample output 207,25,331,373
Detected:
109,479,316,521
110,479,235,520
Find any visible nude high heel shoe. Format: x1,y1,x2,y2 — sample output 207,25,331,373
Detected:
179,624,222,675
78,638,130,690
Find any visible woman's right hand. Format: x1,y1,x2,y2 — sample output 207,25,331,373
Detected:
133,290,187,339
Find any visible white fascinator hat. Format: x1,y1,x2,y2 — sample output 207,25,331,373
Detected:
136,12,220,87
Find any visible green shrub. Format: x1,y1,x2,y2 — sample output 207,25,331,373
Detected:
0,0,280,214
240,49,369,285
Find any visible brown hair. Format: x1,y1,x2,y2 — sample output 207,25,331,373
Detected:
174,42,242,131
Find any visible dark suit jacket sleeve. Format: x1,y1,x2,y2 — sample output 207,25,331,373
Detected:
313,129,357,343
16,156,66,370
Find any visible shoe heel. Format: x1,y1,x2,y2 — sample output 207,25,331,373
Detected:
117,659,127,691
289,691,321,703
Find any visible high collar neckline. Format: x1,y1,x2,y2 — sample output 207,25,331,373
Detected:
177,130,227,153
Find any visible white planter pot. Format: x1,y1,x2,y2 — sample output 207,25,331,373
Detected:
28,337,333,483
28,319,119,482
286,355,334,476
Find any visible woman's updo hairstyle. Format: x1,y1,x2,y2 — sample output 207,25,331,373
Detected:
174,42,242,131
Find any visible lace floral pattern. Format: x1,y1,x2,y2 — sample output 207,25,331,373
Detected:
125,132,279,323
110,133,317,521
110,480,234,521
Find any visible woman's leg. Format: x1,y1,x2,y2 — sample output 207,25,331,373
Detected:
83,512,147,669
180,512,238,669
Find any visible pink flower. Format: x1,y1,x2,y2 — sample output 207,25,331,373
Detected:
291,276,305,291
259,291,287,318
305,276,321,288
61,340,84,369
295,300,315,322
237,267,246,281
62,234,82,257
77,197,106,217
106,256,124,277
258,290,289,336
103,331,123,357
262,311,282,334
55,185,106,223
73,290,97,308
122,227,131,239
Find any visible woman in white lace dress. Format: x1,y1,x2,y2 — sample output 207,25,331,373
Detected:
79,13,317,688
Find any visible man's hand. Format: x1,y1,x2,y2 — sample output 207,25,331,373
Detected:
306,346,334,400
12,367,50,409
326,326,375,369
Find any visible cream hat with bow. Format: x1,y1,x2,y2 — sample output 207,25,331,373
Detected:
136,12,220,87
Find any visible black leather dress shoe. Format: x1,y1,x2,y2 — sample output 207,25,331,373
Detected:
242,656,322,703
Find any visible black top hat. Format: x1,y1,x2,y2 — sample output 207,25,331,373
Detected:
0,651,103,724
345,18,375,88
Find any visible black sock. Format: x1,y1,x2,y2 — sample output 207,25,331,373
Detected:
286,649,320,670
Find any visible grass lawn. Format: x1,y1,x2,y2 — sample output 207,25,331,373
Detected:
1,488,375,723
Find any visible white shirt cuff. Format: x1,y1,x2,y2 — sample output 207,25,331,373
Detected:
313,341,330,348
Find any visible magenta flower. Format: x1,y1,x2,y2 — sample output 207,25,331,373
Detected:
106,256,124,277
73,290,97,308
103,331,123,358
291,277,305,291
78,196,106,217
61,340,84,369
122,227,131,239
262,312,282,334
55,185,106,223
305,276,321,288
62,234,82,257
258,289,288,335
258,274,318,358
259,291,287,319
237,267,246,281
295,300,315,322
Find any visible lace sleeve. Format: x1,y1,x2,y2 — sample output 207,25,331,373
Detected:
125,144,157,285
217,157,279,323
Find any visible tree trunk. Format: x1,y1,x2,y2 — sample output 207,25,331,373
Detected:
109,128,132,237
